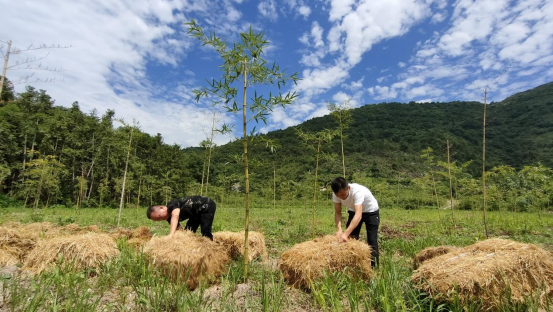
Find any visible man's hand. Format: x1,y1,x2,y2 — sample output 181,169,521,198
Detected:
335,230,343,241
338,232,349,243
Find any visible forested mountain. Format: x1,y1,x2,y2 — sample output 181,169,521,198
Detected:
206,81,553,183
0,79,552,208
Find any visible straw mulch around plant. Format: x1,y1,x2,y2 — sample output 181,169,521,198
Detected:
411,238,553,310
279,235,373,289
24,232,120,274
413,245,459,269
143,230,231,290
0,226,37,264
213,231,267,262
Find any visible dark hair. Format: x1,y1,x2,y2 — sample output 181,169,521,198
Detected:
146,205,159,219
331,177,348,194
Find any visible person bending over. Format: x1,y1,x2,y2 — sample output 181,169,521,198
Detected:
147,196,216,240
332,177,380,267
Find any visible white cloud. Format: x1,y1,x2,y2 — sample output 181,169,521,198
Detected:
298,5,312,18
404,84,443,98
431,12,446,23
0,0,243,147
370,0,553,104
398,62,406,68
376,75,391,83
299,33,310,46
438,0,510,56
342,77,364,91
329,0,356,22
295,63,350,98
300,53,322,67
368,85,398,100
306,105,330,119
332,91,351,103
258,0,278,22
416,98,433,103
311,22,324,47
416,48,437,58
328,0,433,66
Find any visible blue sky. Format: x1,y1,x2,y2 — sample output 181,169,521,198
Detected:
1,0,552,147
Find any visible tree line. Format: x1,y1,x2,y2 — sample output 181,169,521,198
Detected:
1,79,552,213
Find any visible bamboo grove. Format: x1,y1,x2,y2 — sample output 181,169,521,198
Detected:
1,76,552,217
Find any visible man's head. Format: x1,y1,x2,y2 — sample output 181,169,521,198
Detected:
331,177,350,200
147,205,169,221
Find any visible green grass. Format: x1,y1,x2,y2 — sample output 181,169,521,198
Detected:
1,203,552,311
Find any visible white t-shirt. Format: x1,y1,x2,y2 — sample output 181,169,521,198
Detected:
332,183,379,213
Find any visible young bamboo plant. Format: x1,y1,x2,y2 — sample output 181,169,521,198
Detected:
328,100,352,177
296,128,337,239
187,20,299,277
199,112,232,197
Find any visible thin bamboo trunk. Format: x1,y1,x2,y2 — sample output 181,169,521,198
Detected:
53,137,59,155
482,90,489,238
205,145,213,196
117,128,134,227
273,162,276,210
242,60,250,277
165,170,169,205
447,140,455,226
136,174,142,215
0,40,12,98
33,171,44,211
312,141,321,239
396,177,400,207
340,115,345,177
205,123,215,196
88,168,94,200
22,133,27,183
150,182,153,206
9,171,16,196
29,120,38,161
200,148,207,196
77,169,84,209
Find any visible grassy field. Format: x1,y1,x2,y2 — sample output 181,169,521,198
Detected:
1,203,552,311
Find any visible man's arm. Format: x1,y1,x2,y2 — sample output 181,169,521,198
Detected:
334,202,343,235
168,208,181,237
339,204,362,243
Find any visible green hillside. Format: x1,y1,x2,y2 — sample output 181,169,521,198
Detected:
200,82,553,184
0,79,552,207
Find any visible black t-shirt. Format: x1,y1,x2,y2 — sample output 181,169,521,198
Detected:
166,196,213,224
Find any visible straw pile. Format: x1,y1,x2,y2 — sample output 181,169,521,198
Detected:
110,228,133,239
144,231,230,290
0,249,18,266
24,233,120,274
279,235,373,289
4,222,61,239
110,226,153,249
128,226,153,248
213,231,267,261
411,238,553,310
0,226,36,264
413,245,459,269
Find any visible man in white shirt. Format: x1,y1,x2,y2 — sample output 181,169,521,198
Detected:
332,177,380,267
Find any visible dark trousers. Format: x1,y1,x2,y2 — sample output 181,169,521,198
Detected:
184,202,216,240
346,210,380,267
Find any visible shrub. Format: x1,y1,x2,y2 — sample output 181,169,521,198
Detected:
516,197,530,212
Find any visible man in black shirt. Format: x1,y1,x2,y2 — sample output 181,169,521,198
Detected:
146,196,216,240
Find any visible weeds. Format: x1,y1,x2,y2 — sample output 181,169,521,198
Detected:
1,206,552,311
